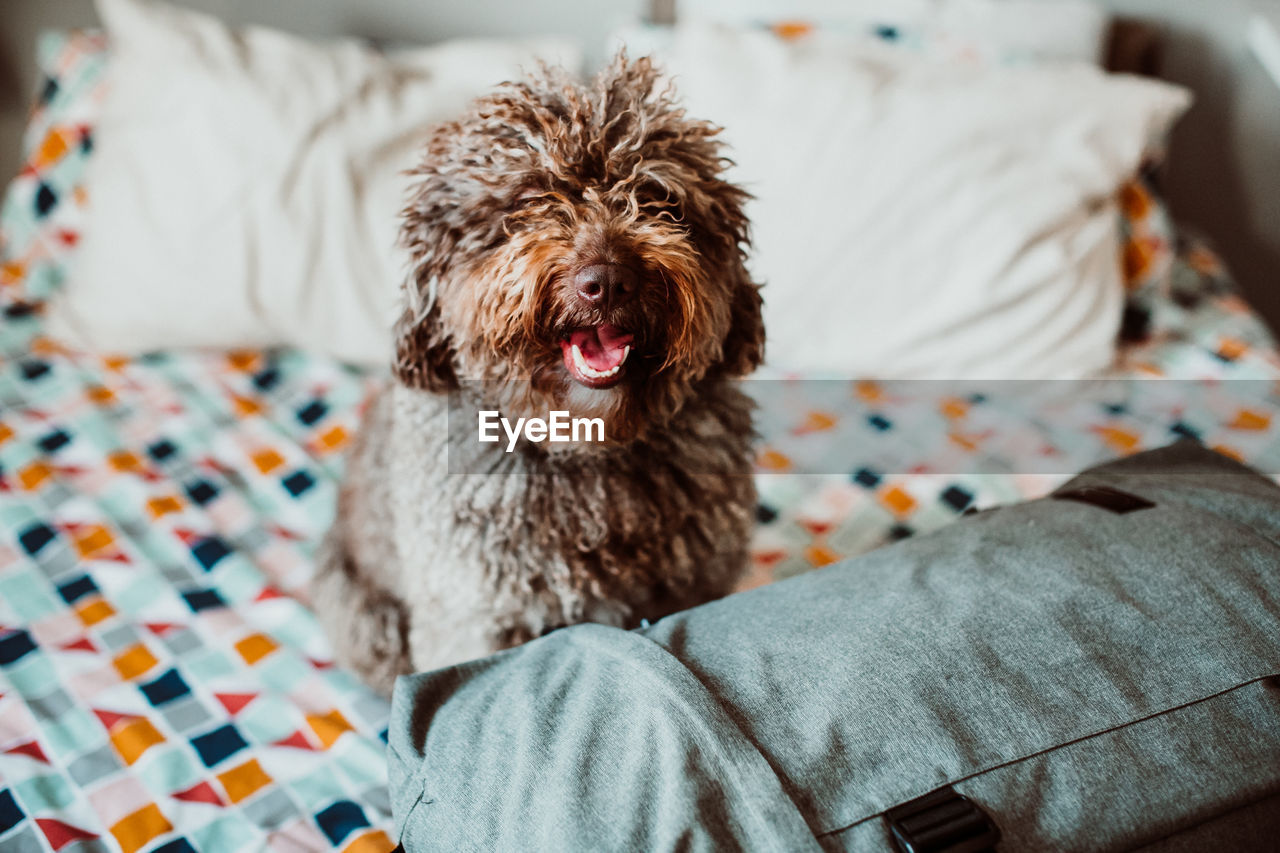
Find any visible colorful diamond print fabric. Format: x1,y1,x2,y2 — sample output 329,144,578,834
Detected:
2,30,1280,852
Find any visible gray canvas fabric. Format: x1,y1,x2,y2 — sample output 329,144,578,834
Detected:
388,442,1280,852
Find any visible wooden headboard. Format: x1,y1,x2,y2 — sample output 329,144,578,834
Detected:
1105,18,1164,77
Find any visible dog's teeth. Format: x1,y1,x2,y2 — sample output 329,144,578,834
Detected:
571,344,603,379
570,342,625,381
570,344,596,378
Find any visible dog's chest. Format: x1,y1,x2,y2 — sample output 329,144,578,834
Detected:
387,383,756,607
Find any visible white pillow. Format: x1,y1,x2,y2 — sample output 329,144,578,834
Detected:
674,0,1111,66
48,0,580,366
626,25,1190,379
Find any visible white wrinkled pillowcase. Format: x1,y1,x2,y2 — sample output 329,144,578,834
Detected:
48,0,580,366
633,26,1191,379
675,0,1111,66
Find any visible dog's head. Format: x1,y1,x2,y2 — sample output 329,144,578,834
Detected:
394,52,763,444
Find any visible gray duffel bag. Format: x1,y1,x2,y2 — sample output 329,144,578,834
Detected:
387,442,1280,851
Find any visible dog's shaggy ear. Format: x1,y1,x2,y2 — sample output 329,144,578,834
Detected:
685,149,764,378
394,123,470,392
392,297,458,392
722,275,765,376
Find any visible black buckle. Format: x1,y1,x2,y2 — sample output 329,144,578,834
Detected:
886,786,1000,853
1052,485,1155,514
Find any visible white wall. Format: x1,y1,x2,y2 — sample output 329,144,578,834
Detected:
1,0,1277,331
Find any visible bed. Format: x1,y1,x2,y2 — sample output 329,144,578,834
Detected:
2,19,1280,853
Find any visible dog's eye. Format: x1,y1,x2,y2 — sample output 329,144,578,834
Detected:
636,180,672,204
506,188,551,221
633,179,680,211
515,187,545,204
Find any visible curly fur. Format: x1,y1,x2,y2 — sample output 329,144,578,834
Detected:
312,53,764,695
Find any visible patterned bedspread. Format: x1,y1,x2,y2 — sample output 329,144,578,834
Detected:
2,32,1279,853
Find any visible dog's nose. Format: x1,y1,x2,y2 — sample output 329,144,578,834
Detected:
575,264,639,309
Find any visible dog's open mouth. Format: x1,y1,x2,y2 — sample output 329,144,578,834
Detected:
560,324,635,389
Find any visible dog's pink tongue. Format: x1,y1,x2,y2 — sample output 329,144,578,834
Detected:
569,325,634,371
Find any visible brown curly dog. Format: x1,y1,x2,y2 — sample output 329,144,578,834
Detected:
311,53,764,695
